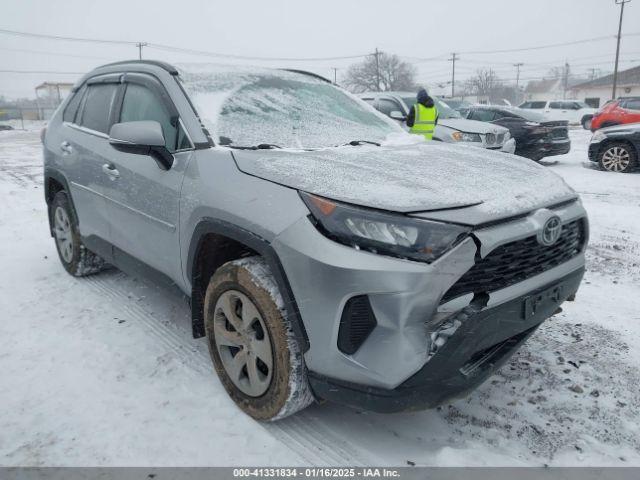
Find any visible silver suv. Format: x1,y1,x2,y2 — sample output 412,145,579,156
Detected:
43,61,588,420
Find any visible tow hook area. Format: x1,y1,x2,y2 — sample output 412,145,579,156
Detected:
427,293,489,360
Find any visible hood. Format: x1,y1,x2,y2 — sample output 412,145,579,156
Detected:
232,142,577,220
438,118,508,134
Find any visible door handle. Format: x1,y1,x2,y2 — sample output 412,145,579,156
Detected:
60,141,73,154
102,163,120,179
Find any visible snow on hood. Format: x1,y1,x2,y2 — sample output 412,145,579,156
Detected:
233,142,577,215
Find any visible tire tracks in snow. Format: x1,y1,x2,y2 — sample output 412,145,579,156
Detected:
82,273,369,466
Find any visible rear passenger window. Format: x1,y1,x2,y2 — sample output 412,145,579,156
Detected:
120,83,179,151
63,85,86,123
79,84,118,134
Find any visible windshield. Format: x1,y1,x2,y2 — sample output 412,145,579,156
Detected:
433,98,463,119
180,67,400,149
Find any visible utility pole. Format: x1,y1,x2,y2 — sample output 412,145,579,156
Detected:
514,63,524,89
332,67,338,84
374,48,381,91
514,63,524,103
612,0,631,100
563,62,570,99
448,53,458,98
136,42,148,60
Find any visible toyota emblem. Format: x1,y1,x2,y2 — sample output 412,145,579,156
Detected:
538,216,562,246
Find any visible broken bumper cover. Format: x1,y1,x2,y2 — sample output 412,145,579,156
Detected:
308,267,584,413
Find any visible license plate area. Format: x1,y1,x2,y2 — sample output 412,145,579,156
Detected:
522,283,563,320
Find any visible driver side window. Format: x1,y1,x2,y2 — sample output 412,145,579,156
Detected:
120,83,190,152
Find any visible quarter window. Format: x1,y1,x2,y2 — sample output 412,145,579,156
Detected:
79,83,118,134
63,85,86,123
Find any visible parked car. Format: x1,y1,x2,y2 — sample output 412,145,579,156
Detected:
518,100,596,129
466,105,571,161
358,92,516,153
43,60,588,419
0,124,14,131
588,122,640,172
590,97,640,131
439,98,472,117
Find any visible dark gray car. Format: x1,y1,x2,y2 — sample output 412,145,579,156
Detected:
43,60,588,420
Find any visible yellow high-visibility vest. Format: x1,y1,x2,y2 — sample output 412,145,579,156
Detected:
410,103,438,140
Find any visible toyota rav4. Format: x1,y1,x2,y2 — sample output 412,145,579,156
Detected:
43,61,588,420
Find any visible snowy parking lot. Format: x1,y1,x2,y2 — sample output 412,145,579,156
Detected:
1,125,639,467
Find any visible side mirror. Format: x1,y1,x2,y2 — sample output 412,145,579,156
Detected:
109,121,173,170
389,110,406,121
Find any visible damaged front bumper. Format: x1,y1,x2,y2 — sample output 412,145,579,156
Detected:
273,199,587,411
307,267,584,412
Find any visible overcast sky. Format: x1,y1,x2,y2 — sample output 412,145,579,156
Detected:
1,0,639,99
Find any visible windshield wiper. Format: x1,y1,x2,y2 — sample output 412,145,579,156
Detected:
228,143,282,150
341,140,381,147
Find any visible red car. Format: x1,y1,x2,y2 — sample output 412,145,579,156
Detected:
591,97,640,131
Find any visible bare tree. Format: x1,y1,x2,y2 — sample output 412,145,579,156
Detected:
465,69,501,97
343,52,417,93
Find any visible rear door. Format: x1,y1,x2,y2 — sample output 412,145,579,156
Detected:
102,73,193,282
61,75,122,254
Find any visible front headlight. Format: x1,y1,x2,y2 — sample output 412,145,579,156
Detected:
451,131,482,142
300,192,471,263
590,131,606,143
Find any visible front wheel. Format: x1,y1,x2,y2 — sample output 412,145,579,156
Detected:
598,142,637,173
50,191,106,276
204,257,314,420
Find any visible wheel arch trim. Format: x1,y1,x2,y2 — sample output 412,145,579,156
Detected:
186,217,310,351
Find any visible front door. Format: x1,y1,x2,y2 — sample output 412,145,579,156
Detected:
102,74,193,284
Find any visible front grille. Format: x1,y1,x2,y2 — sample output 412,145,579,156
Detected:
442,219,585,303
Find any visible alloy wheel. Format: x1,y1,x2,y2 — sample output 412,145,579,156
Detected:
601,146,631,172
213,290,273,397
54,206,74,263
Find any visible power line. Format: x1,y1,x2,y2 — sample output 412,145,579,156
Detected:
146,42,369,62
460,32,640,55
0,28,136,45
0,69,85,74
0,46,116,60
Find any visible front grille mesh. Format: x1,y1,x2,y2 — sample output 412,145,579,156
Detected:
442,219,585,303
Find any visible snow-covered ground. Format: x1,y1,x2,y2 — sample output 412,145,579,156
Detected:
1,125,639,466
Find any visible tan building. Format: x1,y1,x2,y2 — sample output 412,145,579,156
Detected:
35,82,74,120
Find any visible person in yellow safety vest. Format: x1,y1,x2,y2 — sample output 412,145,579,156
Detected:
406,88,439,140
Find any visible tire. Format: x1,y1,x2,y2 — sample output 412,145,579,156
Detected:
598,142,637,173
204,256,314,421
50,191,106,276
581,116,592,130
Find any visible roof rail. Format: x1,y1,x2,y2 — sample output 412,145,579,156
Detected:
96,60,179,75
281,69,332,84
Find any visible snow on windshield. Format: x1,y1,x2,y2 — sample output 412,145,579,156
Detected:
178,64,402,149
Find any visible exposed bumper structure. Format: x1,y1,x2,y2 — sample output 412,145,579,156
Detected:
308,267,584,412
